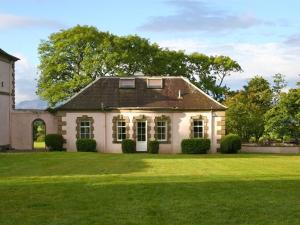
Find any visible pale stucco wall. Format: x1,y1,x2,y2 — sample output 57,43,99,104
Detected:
0,95,10,146
11,110,58,150
0,59,12,147
61,110,225,153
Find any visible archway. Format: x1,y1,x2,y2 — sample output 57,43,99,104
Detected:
32,119,46,150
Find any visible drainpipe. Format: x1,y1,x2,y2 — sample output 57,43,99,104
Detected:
210,107,214,153
8,62,12,149
104,110,107,153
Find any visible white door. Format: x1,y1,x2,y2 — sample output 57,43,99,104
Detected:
136,121,147,152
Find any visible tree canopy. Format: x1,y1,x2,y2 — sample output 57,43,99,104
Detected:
37,25,242,106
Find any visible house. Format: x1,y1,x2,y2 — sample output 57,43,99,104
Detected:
55,76,226,153
1,48,226,153
0,49,19,150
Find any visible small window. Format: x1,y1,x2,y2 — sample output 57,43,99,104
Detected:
117,121,126,141
156,121,167,141
147,78,163,88
119,78,135,88
1,82,3,87
193,120,203,138
80,121,91,139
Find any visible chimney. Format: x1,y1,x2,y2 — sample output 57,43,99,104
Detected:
178,90,183,99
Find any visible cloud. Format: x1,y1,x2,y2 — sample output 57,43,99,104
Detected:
14,53,39,103
0,13,63,30
284,34,300,47
158,39,300,89
138,0,271,33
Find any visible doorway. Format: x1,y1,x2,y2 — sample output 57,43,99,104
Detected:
32,119,46,150
136,121,147,152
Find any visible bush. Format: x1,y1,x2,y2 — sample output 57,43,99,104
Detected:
258,135,270,146
37,134,45,142
181,138,210,154
220,134,241,154
249,136,256,143
148,140,159,154
122,139,136,153
76,139,97,152
45,134,64,151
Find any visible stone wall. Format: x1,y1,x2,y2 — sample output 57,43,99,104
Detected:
11,110,58,150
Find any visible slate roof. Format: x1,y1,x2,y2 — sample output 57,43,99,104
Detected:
0,49,19,61
58,76,226,111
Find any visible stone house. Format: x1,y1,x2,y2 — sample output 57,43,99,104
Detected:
1,49,226,153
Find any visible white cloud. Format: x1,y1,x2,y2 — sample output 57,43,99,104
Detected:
139,0,271,33
14,53,39,103
158,39,300,89
0,13,63,30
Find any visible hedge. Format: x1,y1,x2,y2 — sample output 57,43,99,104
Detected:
181,138,210,154
45,134,64,151
148,140,159,154
76,139,97,152
122,139,136,153
220,134,241,153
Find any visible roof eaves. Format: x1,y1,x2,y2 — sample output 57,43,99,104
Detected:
0,49,19,61
180,76,228,109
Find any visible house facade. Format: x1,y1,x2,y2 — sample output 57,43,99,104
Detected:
0,49,18,150
1,48,226,153
56,77,226,153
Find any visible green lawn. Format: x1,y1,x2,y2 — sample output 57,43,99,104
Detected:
33,141,45,149
0,153,299,225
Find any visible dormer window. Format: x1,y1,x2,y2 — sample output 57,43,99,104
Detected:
119,78,135,88
147,78,163,89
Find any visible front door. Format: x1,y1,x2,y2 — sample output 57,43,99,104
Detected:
136,121,147,152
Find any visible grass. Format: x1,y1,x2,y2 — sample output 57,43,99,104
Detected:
33,141,45,149
0,153,299,225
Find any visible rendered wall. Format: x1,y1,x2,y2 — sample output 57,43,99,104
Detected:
0,59,12,147
11,110,58,150
60,110,225,153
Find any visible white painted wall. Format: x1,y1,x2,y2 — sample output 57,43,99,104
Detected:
0,95,10,146
0,59,12,147
62,111,224,153
11,110,58,150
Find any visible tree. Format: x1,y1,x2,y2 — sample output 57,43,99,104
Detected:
188,54,242,101
37,25,242,106
272,73,287,104
264,87,300,142
37,25,113,106
225,76,272,141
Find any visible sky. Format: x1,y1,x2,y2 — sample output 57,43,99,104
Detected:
1,0,300,103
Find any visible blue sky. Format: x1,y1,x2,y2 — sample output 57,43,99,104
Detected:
1,0,299,103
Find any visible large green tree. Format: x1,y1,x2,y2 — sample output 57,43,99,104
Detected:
37,25,241,106
264,87,300,142
225,76,273,141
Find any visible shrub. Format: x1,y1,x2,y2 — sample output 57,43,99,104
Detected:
181,138,210,154
148,140,159,154
76,139,97,152
220,134,241,154
258,135,270,146
45,134,64,151
249,136,256,143
37,134,45,142
122,139,136,153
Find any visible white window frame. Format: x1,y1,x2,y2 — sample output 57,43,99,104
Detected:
80,120,91,139
119,78,135,88
193,119,203,138
147,78,163,89
156,120,167,141
117,120,126,142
